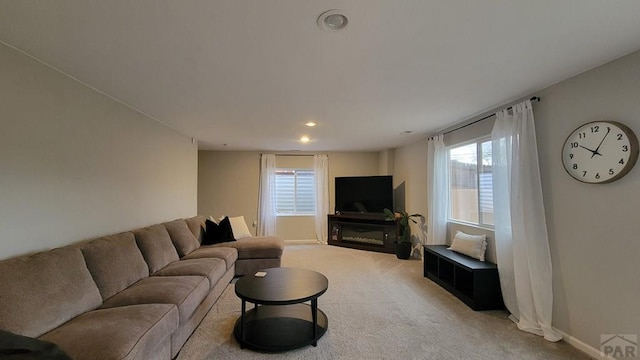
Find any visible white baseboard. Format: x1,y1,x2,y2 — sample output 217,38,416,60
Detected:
557,329,612,360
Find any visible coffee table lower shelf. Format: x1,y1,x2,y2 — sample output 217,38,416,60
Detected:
233,303,328,352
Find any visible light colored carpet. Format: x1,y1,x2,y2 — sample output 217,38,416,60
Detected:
176,244,590,359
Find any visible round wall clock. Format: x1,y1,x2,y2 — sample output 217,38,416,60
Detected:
562,121,639,183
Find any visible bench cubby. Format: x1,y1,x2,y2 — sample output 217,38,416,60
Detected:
423,245,504,311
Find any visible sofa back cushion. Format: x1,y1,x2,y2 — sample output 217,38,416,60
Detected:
185,216,206,243
80,232,150,300
163,219,200,257
0,246,102,338
133,224,180,273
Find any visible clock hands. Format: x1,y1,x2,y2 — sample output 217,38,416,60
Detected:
591,127,611,158
579,145,598,156
577,127,611,158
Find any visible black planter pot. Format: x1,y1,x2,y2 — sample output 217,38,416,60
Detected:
395,242,412,260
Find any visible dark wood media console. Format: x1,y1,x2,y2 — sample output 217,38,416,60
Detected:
423,245,504,311
327,214,398,254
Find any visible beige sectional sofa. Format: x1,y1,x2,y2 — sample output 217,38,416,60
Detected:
0,215,284,359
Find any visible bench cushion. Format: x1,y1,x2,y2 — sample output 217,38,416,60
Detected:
99,276,209,324
133,225,180,273
0,246,102,338
80,232,149,300
40,304,178,360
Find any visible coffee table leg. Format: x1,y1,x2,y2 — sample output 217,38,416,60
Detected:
311,298,318,346
240,299,246,349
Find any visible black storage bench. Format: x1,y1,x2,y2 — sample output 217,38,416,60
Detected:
423,245,504,311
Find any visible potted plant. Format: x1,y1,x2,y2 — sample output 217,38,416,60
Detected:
384,208,423,260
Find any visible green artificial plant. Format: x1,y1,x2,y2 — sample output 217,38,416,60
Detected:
383,208,423,244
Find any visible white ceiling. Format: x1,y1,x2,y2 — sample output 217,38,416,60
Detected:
2,1,640,152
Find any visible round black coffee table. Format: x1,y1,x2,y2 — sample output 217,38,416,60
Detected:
233,267,329,352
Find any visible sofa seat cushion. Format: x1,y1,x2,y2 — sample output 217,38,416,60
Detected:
99,276,209,324
182,246,238,270
204,236,284,260
153,258,227,290
0,246,102,338
133,225,180,274
163,219,200,257
80,232,149,301
40,304,178,360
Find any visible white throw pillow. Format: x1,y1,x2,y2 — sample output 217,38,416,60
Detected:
448,231,487,261
228,216,253,239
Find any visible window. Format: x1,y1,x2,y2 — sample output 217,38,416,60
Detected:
448,138,493,227
274,169,315,215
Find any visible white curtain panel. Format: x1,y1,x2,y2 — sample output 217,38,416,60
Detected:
491,100,562,342
257,154,277,236
426,134,448,245
313,154,329,244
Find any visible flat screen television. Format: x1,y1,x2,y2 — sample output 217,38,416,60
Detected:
334,175,393,214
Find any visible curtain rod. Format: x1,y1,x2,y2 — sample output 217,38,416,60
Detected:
271,154,315,157
441,96,541,136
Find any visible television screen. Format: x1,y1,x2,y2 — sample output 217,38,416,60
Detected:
335,176,393,214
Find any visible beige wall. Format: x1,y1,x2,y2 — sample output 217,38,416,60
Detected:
392,141,428,246
198,151,379,241
534,50,640,352
198,151,261,233
0,43,198,260
378,149,394,175
394,49,640,354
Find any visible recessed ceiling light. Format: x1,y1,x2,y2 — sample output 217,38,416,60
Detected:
305,121,317,127
300,136,310,143
401,130,413,135
318,10,348,31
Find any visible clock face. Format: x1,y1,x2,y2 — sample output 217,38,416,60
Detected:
562,121,639,183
